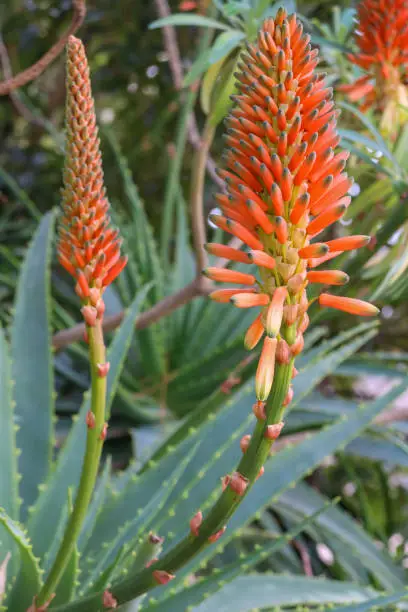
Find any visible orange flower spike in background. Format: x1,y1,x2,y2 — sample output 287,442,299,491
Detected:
339,0,408,133
57,36,127,316
205,9,378,403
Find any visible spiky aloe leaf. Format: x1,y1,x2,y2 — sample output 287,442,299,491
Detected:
103,128,165,377
52,490,79,607
27,285,151,562
11,211,55,518
277,482,405,591
0,327,18,573
0,508,42,610
79,443,199,592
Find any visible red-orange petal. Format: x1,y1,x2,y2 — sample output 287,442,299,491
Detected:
325,235,371,252
210,288,257,303
255,337,277,401
307,270,349,285
231,293,270,308
248,250,276,269
205,243,251,264
244,314,264,349
203,267,256,285
319,293,379,316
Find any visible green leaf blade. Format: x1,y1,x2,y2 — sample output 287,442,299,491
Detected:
11,211,55,518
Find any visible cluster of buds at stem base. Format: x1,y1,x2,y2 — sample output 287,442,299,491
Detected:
205,8,378,405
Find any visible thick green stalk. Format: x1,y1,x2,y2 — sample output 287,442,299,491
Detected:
38,322,107,606
55,359,293,611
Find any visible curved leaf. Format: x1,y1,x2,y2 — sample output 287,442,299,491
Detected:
11,211,55,518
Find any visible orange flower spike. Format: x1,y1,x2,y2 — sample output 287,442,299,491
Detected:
204,11,377,403
339,0,408,134
58,36,127,308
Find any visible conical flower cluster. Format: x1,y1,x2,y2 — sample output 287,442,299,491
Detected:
339,0,408,130
57,36,127,311
204,10,378,403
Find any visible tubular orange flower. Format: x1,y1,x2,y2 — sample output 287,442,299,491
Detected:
57,36,127,309
206,10,378,402
338,0,408,133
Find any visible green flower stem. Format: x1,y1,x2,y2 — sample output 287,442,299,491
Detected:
38,321,107,607
54,360,293,611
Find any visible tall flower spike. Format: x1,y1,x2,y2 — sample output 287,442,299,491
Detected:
338,0,408,135
57,36,127,308
206,10,378,403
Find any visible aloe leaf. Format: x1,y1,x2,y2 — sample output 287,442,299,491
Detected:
147,502,335,611
277,481,405,590
80,446,197,594
192,575,375,611
0,328,18,531
11,211,55,518
149,14,232,31
330,591,408,610
0,508,42,610
154,379,407,604
80,442,199,577
27,285,151,561
52,490,79,606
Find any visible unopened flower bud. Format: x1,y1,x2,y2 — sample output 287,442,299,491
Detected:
89,288,100,306
291,333,304,356
264,421,284,440
149,533,164,545
265,287,287,337
153,570,175,585
102,590,117,609
190,511,203,537
222,474,231,491
208,526,226,543
229,471,249,496
283,386,294,406
240,434,251,453
81,305,98,327
287,273,305,295
96,299,106,319
283,304,299,326
299,312,310,333
99,422,108,441
97,362,110,378
292,366,299,378
145,557,159,568
276,339,290,364
86,410,95,429
256,466,265,480
252,400,266,420
256,337,277,402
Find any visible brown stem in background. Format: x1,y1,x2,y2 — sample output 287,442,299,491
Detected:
52,277,212,351
0,34,42,125
0,0,86,95
153,0,223,189
190,121,215,274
